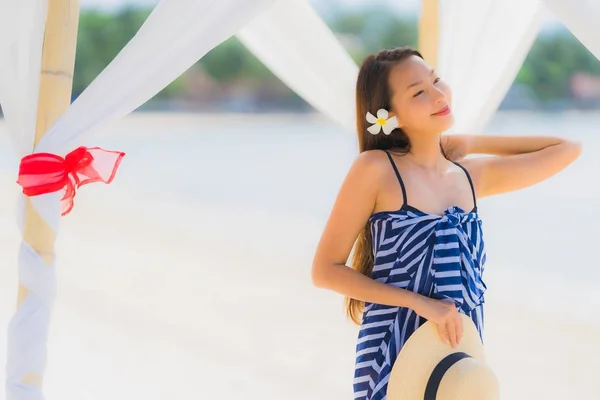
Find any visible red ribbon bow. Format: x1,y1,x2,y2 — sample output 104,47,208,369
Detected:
16,146,125,216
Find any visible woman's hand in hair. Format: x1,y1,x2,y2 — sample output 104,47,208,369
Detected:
412,295,463,347
440,134,472,162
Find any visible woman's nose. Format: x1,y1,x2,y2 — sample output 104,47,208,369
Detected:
433,87,446,103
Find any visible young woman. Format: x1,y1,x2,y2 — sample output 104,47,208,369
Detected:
311,47,581,399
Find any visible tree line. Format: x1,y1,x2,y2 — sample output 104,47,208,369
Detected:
73,7,600,109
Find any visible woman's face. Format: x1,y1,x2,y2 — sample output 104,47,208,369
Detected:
387,55,454,136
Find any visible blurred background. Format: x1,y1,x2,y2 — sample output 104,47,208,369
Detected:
73,0,600,112
0,1,598,399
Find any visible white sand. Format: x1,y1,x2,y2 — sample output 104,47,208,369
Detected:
0,113,598,399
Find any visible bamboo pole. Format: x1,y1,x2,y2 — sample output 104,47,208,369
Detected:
418,0,439,70
16,0,80,390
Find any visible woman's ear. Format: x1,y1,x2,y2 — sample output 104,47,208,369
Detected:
388,111,402,129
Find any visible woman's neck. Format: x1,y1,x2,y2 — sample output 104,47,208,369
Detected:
404,132,447,170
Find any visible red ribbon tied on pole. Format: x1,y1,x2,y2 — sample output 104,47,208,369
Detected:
16,146,125,216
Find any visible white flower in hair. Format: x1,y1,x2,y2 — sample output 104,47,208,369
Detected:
366,109,398,135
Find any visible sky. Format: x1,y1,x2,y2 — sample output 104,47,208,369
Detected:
79,0,421,12
79,0,561,28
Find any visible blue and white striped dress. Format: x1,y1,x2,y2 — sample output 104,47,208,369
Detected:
353,151,488,400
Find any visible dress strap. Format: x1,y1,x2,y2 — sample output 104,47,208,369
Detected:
383,151,408,206
452,161,477,209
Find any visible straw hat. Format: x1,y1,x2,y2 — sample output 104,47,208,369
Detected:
387,314,499,400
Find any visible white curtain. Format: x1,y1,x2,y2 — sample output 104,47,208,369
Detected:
237,0,544,136
438,0,544,133
542,0,600,60
237,0,358,133
0,1,46,158
36,0,284,156
0,0,285,398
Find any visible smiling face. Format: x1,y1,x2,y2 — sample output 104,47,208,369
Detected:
387,55,454,137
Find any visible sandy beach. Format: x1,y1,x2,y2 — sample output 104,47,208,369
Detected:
0,113,598,399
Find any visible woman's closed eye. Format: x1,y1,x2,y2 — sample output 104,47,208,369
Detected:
412,77,442,97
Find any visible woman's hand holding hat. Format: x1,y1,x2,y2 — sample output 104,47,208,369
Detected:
412,295,463,348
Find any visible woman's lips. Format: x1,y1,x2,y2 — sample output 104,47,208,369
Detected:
432,105,451,116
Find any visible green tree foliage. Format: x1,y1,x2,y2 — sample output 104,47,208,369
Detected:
73,7,599,107
516,30,600,102
74,7,183,100
328,10,417,63
199,37,272,82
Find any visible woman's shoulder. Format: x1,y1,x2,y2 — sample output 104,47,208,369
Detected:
350,149,399,184
348,149,393,179
354,149,392,168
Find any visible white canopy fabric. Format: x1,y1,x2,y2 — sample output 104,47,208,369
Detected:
0,1,46,159
237,0,359,133
438,0,544,133
542,0,600,60
35,0,284,156
237,0,544,136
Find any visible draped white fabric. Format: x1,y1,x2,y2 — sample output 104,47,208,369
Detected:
0,0,285,398
0,3,58,399
237,0,543,136
438,0,544,133
36,0,283,156
542,0,600,60
237,0,358,133
0,1,46,158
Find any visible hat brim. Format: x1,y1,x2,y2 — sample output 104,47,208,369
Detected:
387,313,486,399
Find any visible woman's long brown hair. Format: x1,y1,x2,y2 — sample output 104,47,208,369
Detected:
345,47,424,325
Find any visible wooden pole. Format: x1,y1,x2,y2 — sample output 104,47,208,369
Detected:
419,0,439,70
16,0,80,390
